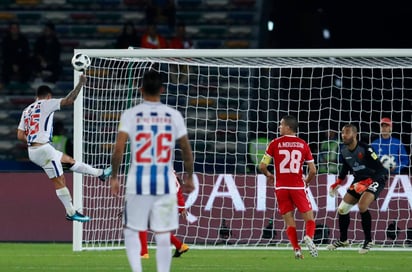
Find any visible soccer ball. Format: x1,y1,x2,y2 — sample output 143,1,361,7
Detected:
380,155,396,170
71,53,91,71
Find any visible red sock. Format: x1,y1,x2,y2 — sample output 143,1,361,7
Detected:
170,234,182,249
306,220,316,239
286,226,300,250
139,231,148,255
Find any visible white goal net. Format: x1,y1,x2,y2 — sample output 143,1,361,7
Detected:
72,49,412,251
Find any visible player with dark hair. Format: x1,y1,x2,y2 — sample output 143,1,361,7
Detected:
327,124,388,254
17,74,111,223
259,115,318,259
110,70,194,272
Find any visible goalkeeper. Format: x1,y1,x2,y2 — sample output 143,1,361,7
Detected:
327,124,388,254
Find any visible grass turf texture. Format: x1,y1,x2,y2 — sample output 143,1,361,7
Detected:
1,243,411,272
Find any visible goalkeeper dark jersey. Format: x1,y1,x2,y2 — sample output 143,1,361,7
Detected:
338,141,387,185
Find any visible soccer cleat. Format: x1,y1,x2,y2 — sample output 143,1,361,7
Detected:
326,240,350,250
294,249,304,259
98,166,112,182
66,211,91,223
141,253,149,259
359,240,372,254
173,243,189,258
303,235,318,257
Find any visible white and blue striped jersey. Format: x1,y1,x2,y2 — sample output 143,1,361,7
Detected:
119,101,187,196
17,98,62,146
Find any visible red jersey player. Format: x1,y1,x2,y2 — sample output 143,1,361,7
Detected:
139,172,190,259
259,115,317,259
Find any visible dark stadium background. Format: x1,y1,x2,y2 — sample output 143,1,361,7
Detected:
261,1,412,48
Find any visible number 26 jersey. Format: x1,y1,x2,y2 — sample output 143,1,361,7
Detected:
118,101,187,196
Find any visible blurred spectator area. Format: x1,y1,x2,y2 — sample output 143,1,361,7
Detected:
0,0,261,83
0,0,261,170
0,0,261,87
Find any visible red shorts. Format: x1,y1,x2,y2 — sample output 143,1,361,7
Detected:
275,188,312,215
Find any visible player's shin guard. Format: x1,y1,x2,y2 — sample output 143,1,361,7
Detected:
361,210,372,242
306,220,316,238
286,226,300,250
124,228,142,272
155,232,172,272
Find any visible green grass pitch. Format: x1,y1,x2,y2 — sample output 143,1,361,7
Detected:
1,243,411,272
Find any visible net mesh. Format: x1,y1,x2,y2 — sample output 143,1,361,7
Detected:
75,51,412,250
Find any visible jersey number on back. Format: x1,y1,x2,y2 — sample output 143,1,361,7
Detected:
135,132,172,164
25,112,40,142
279,149,302,173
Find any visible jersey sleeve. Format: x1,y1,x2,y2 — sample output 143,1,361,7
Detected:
304,142,314,162
366,145,388,182
173,110,187,139
338,153,350,180
264,139,275,158
118,110,131,134
44,98,62,113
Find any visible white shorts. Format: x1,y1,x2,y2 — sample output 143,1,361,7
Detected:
28,143,63,179
123,194,178,233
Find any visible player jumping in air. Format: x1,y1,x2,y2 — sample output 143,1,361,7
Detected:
17,74,112,223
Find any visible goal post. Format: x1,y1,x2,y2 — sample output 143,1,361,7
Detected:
72,49,412,251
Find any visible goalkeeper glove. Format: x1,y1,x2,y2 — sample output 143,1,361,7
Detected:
353,178,373,194
329,178,343,197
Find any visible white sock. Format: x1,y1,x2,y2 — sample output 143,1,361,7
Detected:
56,187,75,216
155,232,172,272
124,228,142,272
69,161,102,177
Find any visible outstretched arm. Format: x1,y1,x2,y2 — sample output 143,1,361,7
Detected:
60,74,87,107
